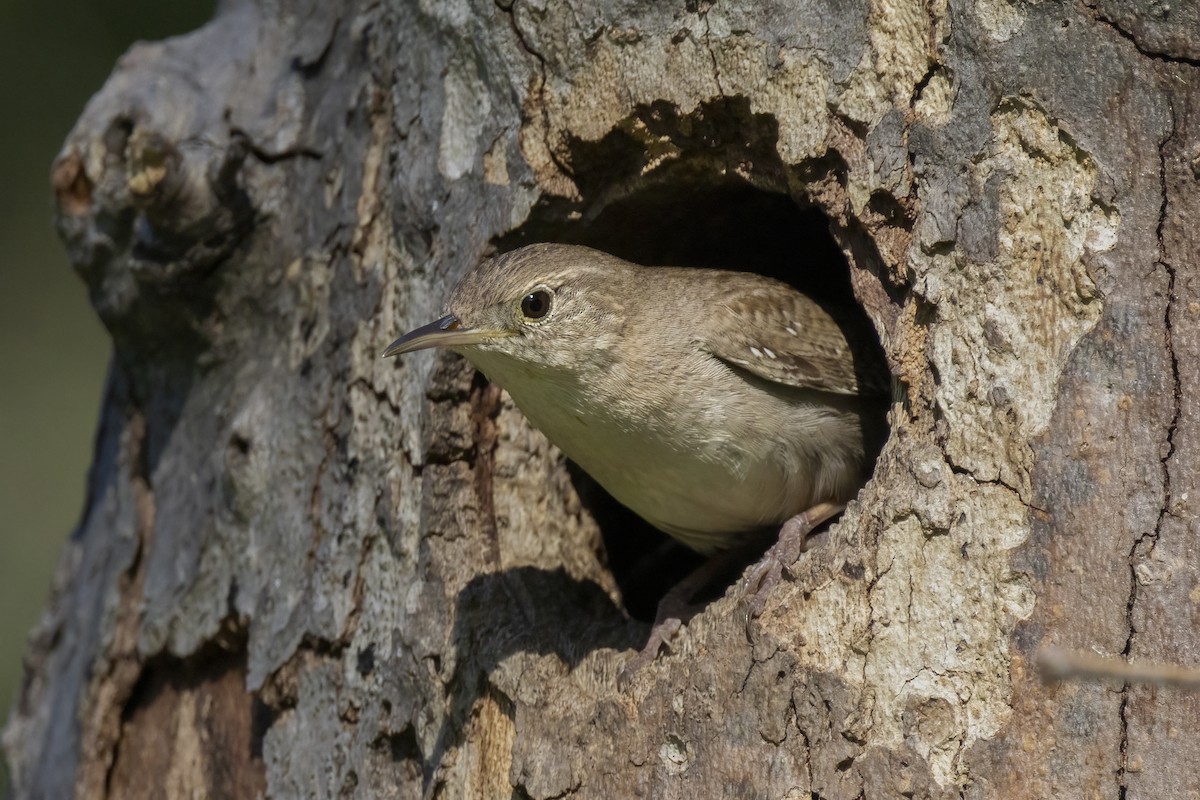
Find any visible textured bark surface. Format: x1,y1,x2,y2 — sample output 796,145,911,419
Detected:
4,0,1198,797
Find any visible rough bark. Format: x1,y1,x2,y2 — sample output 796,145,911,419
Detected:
5,0,1198,797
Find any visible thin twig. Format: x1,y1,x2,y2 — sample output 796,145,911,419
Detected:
1038,646,1200,690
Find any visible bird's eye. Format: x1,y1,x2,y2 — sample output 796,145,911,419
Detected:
520,289,552,320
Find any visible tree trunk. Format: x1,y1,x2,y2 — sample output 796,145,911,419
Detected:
5,0,1197,797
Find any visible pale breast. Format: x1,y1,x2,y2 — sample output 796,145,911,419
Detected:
495,363,864,554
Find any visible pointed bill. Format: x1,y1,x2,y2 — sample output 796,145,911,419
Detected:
383,314,508,357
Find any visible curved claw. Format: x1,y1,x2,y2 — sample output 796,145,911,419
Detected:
742,557,783,621
741,502,846,634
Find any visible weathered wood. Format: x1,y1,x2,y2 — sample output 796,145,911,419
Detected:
5,0,1198,797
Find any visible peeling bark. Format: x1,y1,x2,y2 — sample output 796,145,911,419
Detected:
5,1,1199,798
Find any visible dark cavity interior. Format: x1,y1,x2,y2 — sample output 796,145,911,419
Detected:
496,178,856,308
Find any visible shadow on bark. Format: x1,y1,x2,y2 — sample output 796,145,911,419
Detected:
425,566,639,789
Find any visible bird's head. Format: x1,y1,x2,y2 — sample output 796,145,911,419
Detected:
383,244,630,376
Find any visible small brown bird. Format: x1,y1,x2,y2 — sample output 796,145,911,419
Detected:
385,243,888,676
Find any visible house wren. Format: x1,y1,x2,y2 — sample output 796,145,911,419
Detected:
385,243,889,671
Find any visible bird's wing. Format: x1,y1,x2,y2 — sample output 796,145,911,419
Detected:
703,286,889,397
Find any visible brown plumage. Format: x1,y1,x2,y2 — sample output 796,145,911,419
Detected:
386,243,889,555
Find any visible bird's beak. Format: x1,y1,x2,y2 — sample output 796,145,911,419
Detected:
382,314,509,357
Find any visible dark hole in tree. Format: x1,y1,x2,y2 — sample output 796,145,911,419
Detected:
497,179,856,305
492,159,889,622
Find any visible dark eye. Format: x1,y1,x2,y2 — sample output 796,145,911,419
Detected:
520,289,552,320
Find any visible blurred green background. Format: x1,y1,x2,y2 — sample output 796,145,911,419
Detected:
0,0,211,787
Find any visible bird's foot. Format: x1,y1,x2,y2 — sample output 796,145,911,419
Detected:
741,502,845,626
617,546,747,689
618,589,706,689
617,616,685,690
